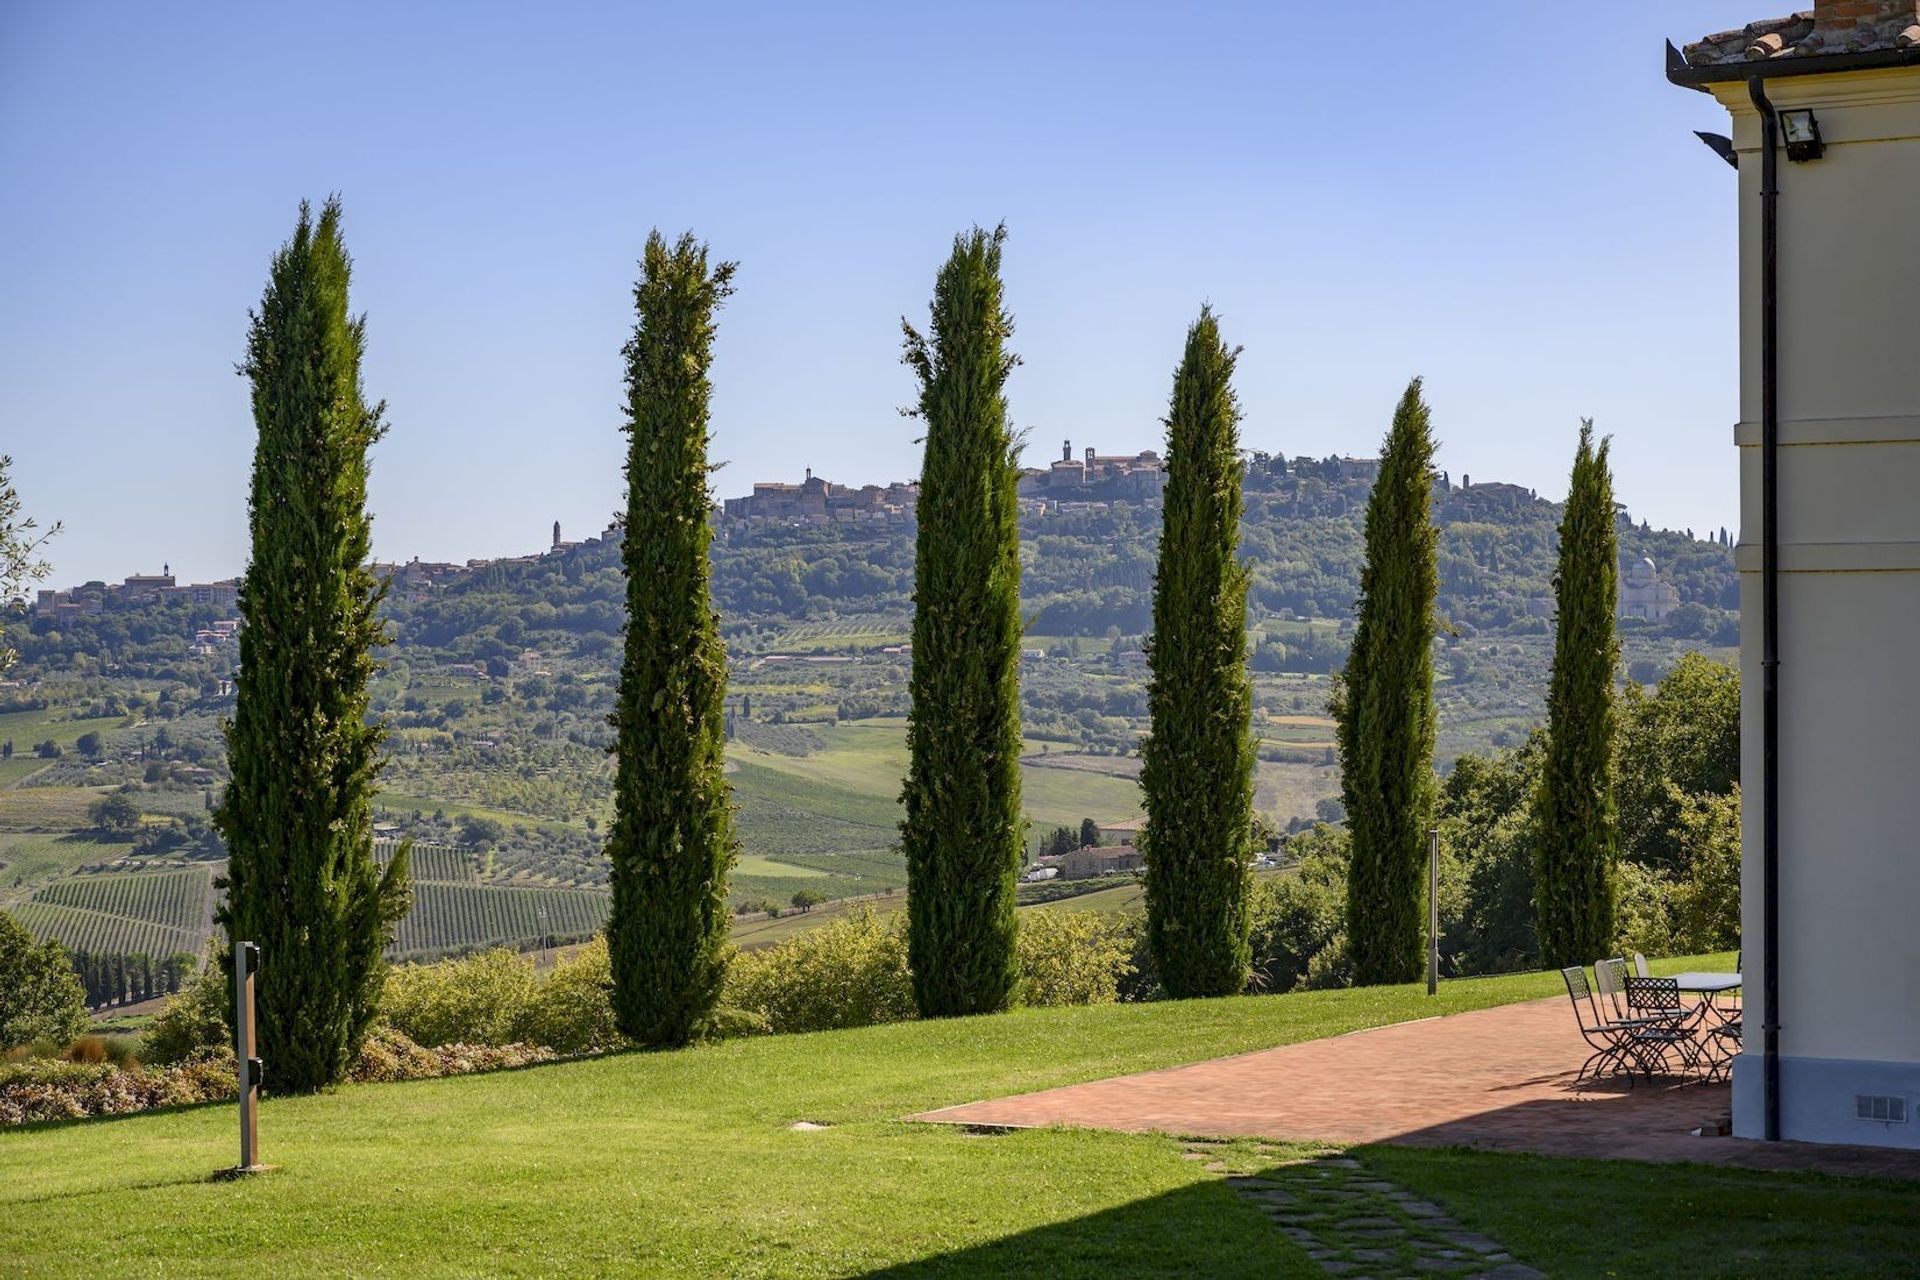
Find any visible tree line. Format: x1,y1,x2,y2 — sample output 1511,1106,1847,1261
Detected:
211,201,1702,1089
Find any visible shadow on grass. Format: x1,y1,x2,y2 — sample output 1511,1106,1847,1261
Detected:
856,1175,1308,1280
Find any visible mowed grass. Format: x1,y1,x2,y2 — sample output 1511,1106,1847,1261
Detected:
9,952,1896,1279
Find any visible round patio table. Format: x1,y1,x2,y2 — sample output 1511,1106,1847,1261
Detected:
1670,971,1742,1079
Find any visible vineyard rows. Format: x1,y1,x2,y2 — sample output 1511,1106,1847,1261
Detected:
388,882,608,958
32,868,213,933
14,901,206,960
375,840,479,885
775,614,902,641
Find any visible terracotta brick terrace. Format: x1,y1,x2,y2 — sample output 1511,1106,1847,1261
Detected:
918,997,1920,1180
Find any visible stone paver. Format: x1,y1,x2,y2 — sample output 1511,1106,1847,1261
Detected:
1192,1142,1538,1278
917,996,1920,1178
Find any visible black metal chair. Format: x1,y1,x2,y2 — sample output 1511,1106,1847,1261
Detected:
1623,975,1703,1078
1562,966,1654,1084
1704,1015,1742,1084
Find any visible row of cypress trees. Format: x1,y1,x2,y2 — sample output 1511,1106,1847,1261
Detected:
219,199,1625,1091
1334,394,1623,985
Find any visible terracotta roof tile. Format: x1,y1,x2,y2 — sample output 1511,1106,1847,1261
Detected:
1682,3,1920,67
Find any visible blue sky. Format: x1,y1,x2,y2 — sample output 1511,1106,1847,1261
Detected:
2,1,1762,587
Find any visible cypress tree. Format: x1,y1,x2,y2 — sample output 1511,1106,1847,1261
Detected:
215,198,408,1093
899,226,1024,1018
605,231,739,1047
1141,308,1256,998
1334,378,1439,986
1533,421,1620,966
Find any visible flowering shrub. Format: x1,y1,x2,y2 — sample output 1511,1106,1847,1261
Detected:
2,1030,556,1125
0,1050,235,1125
348,1027,554,1084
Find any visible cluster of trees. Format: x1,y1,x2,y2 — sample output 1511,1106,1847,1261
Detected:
68,948,199,1008
1036,818,1104,858
97,199,1748,1090
0,910,88,1048
1262,653,1741,990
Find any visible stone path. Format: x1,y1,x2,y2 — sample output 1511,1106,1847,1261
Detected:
1184,1139,1542,1280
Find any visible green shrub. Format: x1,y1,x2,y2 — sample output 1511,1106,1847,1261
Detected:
1248,826,1350,994
143,958,231,1064
1016,911,1134,1007
1612,859,1679,960
0,910,88,1050
514,939,622,1055
1668,785,1740,954
724,909,914,1035
381,948,541,1048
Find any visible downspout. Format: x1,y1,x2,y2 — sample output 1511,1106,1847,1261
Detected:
1747,74,1783,1145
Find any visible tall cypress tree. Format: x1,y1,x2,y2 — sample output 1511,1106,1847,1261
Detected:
1334,377,1439,987
216,198,408,1093
1141,308,1256,998
899,226,1024,1018
606,231,739,1047
1533,420,1620,966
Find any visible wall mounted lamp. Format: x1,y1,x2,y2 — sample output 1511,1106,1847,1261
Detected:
1780,108,1824,161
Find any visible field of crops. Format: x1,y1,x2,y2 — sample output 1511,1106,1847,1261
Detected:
13,899,207,960
0,786,108,832
375,840,479,885
750,614,910,654
389,882,609,958
33,867,213,933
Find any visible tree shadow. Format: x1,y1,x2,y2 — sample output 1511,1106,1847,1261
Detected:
856,1175,1305,1279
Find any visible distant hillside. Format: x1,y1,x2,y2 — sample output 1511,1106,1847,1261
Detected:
4,456,1737,966
381,459,1735,671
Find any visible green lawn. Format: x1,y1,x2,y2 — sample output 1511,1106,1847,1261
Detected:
9,952,1899,1278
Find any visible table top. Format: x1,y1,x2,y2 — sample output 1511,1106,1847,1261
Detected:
1667,971,1743,992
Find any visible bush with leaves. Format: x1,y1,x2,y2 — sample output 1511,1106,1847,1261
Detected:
142,952,232,1064
379,940,623,1055
0,911,88,1050
1668,785,1740,953
1016,910,1135,1007
724,909,914,1035
512,939,622,1055
382,948,541,1048
1247,825,1351,994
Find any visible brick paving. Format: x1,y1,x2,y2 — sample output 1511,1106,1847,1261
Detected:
919,997,1920,1179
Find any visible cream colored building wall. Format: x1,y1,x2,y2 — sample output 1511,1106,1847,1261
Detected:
1709,66,1920,1142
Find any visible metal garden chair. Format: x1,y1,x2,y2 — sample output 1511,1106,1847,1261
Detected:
1594,957,1635,1022
1561,966,1654,1084
1623,975,1704,1078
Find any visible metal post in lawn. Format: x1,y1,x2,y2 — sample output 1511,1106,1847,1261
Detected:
1426,828,1439,997
234,940,263,1172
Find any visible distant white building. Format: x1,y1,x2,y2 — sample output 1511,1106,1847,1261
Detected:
1619,557,1681,622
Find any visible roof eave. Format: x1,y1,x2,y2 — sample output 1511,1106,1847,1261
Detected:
1668,37,1920,89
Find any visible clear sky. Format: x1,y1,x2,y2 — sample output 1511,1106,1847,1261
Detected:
2,1,1763,588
